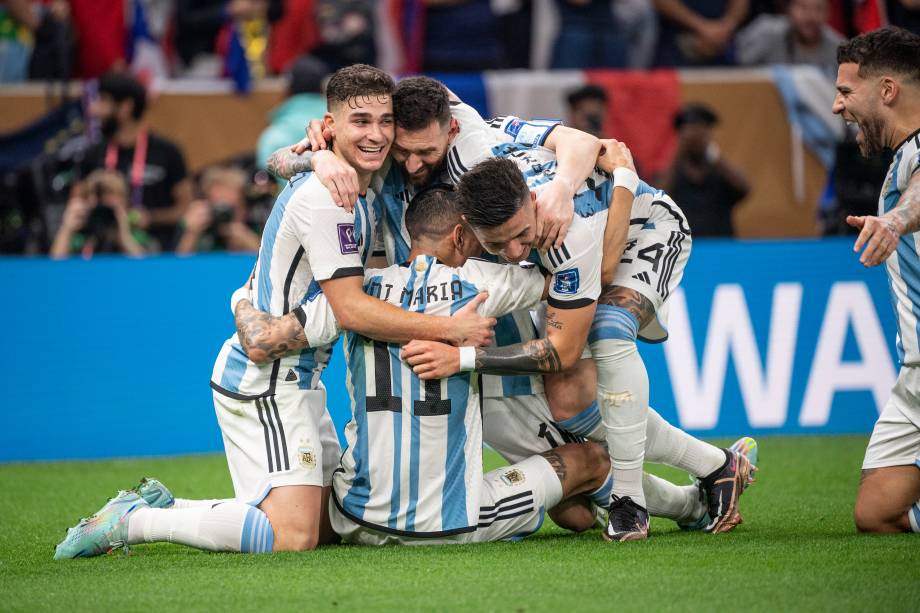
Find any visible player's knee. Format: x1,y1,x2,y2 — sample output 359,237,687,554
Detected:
271,525,320,551
853,495,902,534
590,304,640,351
583,441,610,482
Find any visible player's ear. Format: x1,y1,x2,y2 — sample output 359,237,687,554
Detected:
323,112,336,135
880,77,899,105
447,118,460,143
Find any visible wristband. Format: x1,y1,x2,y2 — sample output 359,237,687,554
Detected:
459,346,476,372
613,167,639,196
230,285,250,314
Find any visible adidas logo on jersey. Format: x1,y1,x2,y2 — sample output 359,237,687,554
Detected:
285,369,298,382
632,271,651,284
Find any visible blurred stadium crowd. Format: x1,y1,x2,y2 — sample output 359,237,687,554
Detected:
1,0,916,256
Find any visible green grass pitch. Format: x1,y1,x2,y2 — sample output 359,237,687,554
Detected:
1,435,918,612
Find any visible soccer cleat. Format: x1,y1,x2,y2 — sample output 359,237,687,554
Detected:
699,448,754,534
132,477,175,509
680,436,758,532
602,496,649,542
53,490,148,559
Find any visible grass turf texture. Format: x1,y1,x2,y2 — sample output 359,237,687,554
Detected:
2,435,918,612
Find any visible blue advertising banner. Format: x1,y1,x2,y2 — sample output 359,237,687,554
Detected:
0,238,896,462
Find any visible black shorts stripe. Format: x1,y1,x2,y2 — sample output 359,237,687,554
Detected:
269,395,290,471
479,490,532,512
477,506,535,528
255,398,275,473
658,231,685,300
652,199,691,234
261,397,284,473
478,498,534,520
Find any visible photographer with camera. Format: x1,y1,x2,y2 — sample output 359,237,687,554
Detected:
50,170,147,258
175,166,261,254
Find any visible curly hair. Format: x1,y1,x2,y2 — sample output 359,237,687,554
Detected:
325,64,396,111
837,27,920,83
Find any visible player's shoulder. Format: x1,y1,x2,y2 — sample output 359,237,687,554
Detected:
288,172,338,210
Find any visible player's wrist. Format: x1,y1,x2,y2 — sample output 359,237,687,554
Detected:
613,167,639,195
459,346,476,371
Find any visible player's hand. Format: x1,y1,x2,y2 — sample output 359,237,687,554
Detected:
596,139,635,173
848,215,900,267
290,120,330,154
534,178,576,250
401,340,461,380
447,292,496,347
313,150,359,212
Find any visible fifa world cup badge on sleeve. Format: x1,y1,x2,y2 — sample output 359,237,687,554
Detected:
337,223,358,254
554,269,580,295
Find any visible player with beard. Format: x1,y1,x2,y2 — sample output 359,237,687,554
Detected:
832,27,920,534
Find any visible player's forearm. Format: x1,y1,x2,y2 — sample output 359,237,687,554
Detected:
266,147,314,180
884,177,920,236
601,185,634,286
474,337,564,375
235,299,309,363
543,126,603,194
333,292,456,344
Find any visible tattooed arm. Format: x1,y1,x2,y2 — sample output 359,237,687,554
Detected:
402,302,595,378
234,299,309,364
848,171,920,267
266,147,315,180
266,147,360,211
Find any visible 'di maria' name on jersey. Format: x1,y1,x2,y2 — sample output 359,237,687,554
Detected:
365,278,465,308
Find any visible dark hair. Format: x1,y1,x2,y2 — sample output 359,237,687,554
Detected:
674,103,719,129
393,76,451,131
837,27,920,83
404,184,460,242
457,158,529,228
325,64,396,110
98,72,147,119
566,84,608,108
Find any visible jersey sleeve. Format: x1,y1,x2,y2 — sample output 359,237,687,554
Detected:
287,179,365,281
459,258,545,318
294,292,341,347
541,218,601,309
446,102,503,184
486,115,560,147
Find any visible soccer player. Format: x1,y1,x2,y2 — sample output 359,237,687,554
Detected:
403,151,753,541
831,27,920,534
54,65,494,559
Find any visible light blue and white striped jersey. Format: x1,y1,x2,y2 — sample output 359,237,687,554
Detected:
210,171,382,399
376,102,559,397
332,255,544,537
494,142,688,337
880,129,920,366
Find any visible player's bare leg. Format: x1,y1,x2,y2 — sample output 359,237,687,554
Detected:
549,494,599,532
541,442,612,499
259,484,334,550
854,466,920,533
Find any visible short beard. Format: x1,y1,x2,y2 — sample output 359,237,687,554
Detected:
858,115,887,158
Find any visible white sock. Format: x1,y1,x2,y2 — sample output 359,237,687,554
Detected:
910,501,920,533
643,473,705,523
172,498,235,509
127,502,273,553
645,407,726,478
592,333,649,508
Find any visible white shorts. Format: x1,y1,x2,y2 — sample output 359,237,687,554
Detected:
612,224,691,341
863,365,920,470
482,394,585,464
213,382,341,505
330,454,563,545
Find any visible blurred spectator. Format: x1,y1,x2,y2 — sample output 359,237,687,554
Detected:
615,0,660,68
827,0,881,37
550,0,628,68
77,72,192,251
266,0,320,74
50,170,146,257
495,0,533,69
176,166,261,253
423,0,503,72
653,0,750,66
27,0,73,80
178,0,281,79
657,104,750,237
566,85,609,138
886,0,920,34
256,55,328,176
736,0,843,77
313,0,376,68
0,0,39,82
